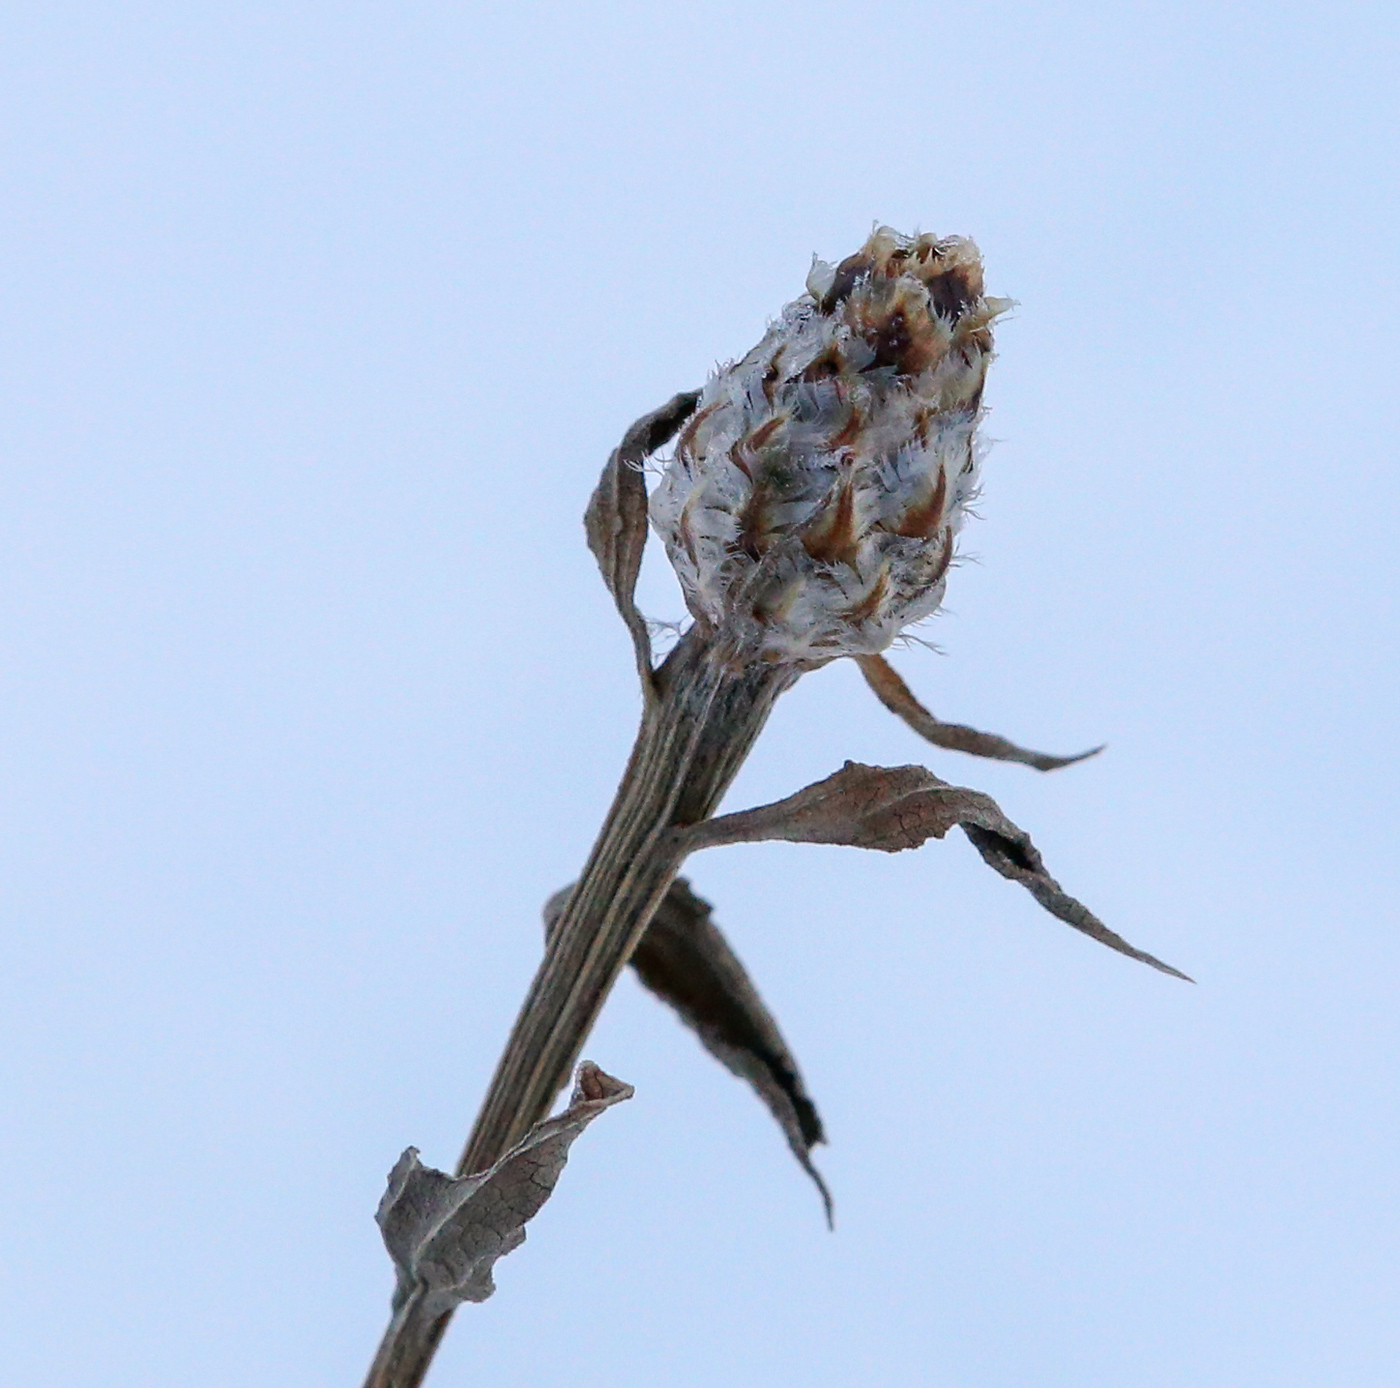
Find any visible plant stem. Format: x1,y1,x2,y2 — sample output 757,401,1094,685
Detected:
362,627,796,1388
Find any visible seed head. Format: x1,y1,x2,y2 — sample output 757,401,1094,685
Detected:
650,226,1011,664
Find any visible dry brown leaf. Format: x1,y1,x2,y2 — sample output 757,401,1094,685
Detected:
375,1062,633,1318
546,877,832,1224
584,390,701,693
856,654,1102,771
678,761,1190,980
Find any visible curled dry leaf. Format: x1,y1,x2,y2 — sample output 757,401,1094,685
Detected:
856,654,1102,772
678,761,1190,981
546,878,832,1224
376,1062,633,1319
584,391,701,693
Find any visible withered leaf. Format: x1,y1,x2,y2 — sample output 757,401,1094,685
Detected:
678,761,1190,981
856,654,1102,772
376,1062,633,1317
545,879,833,1224
584,390,702,693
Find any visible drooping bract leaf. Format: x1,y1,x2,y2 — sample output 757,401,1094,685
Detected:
545,878,833,1223
856,654,1102,771
584,390,701,693
678,761,1190,981
376,1063,633,1318
627,878,832,1224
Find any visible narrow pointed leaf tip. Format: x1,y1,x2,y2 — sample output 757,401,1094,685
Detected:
857,654,1102,771
678,761,1190,981
545,879,833,1225
375,1063,633,1318
585,391,701,692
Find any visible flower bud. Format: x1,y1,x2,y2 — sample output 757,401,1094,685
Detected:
650,226,1011,664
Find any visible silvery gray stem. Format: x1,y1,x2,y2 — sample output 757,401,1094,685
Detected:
362,626,796,1388
461,629,794,1171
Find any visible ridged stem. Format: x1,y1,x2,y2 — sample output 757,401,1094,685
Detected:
362,628,796,1388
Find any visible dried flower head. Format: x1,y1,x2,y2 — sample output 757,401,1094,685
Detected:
650,226,1012,664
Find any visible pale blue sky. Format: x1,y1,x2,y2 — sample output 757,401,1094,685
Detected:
2,2,1397,1384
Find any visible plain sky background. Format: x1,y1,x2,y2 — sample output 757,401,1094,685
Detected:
2,2,1397,1384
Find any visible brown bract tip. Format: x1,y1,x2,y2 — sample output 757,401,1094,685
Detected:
801,478,861,567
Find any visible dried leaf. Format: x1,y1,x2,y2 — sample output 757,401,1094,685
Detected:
585,391,702,692
856,653,1102,771
547,877,833,1225
376,1062,633,1318
679,761,1190,981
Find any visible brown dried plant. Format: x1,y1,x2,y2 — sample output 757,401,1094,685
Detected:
361,228,1188,1388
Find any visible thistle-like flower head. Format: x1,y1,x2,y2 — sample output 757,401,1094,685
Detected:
650,226,1010,664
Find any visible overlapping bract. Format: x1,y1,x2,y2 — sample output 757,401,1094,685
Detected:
650,227,1010,663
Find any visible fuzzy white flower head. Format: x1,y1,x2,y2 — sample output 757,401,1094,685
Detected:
650,226,1011,665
